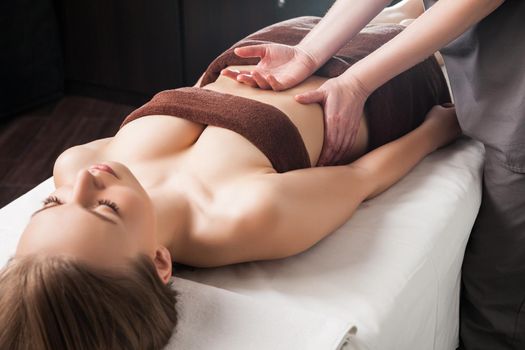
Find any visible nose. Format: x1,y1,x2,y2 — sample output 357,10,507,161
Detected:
71,169,104,205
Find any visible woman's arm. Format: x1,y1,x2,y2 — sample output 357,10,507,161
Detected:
351,105,460,199
212,105,461,265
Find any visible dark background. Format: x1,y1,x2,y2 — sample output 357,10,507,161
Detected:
0,0,400,207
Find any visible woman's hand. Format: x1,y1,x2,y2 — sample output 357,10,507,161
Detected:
294,72,371,166
422,103,462,150
220,44,318,91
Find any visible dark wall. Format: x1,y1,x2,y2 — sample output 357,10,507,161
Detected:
1,0,402,114
0,0,63,119
56,0,336,105
181,0,336,85
56,0,184,105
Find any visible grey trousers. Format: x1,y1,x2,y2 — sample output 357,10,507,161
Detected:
460,148,525,349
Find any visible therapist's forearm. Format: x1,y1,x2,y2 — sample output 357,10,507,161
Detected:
369,0,424,25
346,0,505,93
296,0,392,68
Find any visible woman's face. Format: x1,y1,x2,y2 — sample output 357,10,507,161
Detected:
16,161,159,268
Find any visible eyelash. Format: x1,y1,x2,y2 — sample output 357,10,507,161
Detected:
42,196,120,213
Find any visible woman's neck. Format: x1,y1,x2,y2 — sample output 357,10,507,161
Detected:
147,185,193,259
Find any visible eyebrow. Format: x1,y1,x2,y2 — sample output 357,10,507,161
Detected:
31,205,118,225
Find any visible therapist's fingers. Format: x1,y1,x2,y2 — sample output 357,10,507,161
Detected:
319,94,352,166
320,121,341,166
251,70,271,90
335,120,357,165
318,104,340,166
221,68,240,80
318,127,340,166
221,68,251,81
234,45,268,59
236,74,259,88
294,89,325,105
267,74,285,91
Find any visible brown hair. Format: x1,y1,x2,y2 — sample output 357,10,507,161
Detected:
0,253,178,350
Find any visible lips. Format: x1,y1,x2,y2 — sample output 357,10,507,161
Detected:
89,164,119,179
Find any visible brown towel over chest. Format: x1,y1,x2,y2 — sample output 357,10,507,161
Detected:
121,87,310,173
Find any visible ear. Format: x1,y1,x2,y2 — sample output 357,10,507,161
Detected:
153,246,173,284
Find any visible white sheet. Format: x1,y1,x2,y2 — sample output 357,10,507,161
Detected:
0,137,484,349
167,277,355,350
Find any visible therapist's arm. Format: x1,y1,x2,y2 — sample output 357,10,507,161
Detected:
368,0,424,25
296,0,504,166
226,0,392,90
295,0,392,68
345,0,505,93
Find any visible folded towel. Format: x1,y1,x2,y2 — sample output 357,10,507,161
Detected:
166,277,356,350
121,87,310,173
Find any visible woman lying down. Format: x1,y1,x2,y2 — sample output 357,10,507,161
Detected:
0,18,458,350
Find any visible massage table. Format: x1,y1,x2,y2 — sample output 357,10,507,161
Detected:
0,135,484,349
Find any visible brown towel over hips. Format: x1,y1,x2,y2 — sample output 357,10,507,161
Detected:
200,17,451,163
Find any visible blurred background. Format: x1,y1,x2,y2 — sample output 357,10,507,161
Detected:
0,0,401,207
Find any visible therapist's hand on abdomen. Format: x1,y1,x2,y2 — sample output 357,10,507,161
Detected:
221,43,317,91
220,42,370,166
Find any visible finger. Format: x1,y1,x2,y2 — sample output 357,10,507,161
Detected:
320,102,341,165
441,102,454,108
331,121,348,165
267,74,286,91
221,68,240,80
251,70,271,90
234,45,267,59
324,137,339,165
221,68,252,78
316,155,327,167
338,129,354,165
326,114,348,165
236,74,259,88
321,141,337,166
295,89,325,105
317,148,329,166
319,124,338,166
317,105,338,166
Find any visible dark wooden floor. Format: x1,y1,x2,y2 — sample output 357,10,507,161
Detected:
0,97,135,208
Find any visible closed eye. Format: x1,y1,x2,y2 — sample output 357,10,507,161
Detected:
41,196,120,214
42,195,63,206
33,196,120,225
97,199,120,213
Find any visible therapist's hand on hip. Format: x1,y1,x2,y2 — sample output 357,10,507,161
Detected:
221,44,318,91
295,71,370,166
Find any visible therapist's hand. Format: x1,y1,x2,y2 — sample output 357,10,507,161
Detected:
295,72,371,166
221,44,318,91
